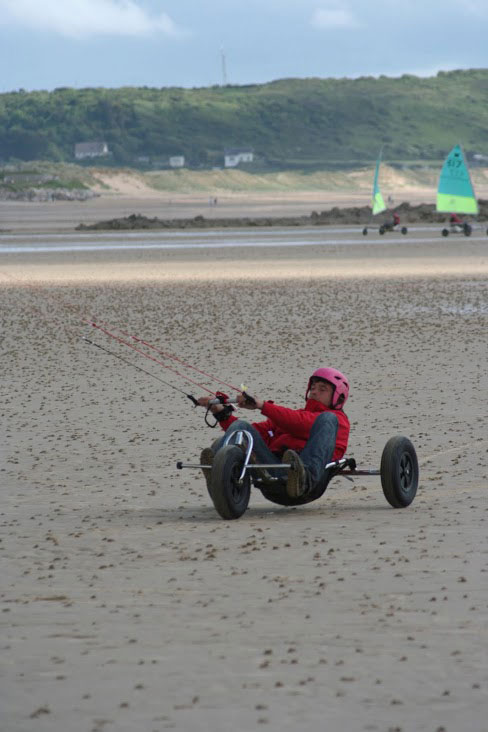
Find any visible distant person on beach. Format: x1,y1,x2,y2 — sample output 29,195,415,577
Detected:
196,367,350,499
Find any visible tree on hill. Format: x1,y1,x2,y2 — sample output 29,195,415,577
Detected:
0,70,487,168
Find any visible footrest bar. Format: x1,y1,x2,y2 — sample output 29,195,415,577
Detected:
246,464,291,470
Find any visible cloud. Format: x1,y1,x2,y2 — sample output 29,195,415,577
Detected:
312,5,359,29
0,0,187,38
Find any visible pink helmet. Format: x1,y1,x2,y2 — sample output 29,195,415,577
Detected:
306,367,349,409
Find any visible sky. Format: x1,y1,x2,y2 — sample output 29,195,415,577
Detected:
0,0,487,93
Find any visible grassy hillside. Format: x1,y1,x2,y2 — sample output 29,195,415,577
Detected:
3,160,488,198
144,166,440,193
2,70,488,168
0,161,100,190
1,70,487,168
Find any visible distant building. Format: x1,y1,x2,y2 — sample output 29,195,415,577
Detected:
169,155,185,168
224,148,254,168
74,142,110,160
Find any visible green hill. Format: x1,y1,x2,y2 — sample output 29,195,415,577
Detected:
1,69,487,168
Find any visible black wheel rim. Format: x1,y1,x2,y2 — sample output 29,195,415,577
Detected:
230,463,246,502
399,452,413,492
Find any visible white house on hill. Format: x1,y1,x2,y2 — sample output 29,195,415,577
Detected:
224,148,254,168
74,142,110,160
169,156,185,168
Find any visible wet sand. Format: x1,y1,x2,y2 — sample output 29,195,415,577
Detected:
0,186,445,234
1,225,488,731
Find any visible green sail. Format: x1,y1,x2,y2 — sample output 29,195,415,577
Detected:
436,144,478,215
372,153,386,215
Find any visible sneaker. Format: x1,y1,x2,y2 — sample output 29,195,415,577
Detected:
200,447,215,494
282,449,309,497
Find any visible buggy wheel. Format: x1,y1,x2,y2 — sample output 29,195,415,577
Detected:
380,436,418,508
379,225,386,235
463,223,472,236
441,228,449,237
210,445,250,519
401,226,408,235
202,438,222,499
362,227,368,235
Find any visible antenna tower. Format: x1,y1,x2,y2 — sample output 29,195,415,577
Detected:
220,47,228,86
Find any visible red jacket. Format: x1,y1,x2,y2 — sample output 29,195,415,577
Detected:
219,399,350,460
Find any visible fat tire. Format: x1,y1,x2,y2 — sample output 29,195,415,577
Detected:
362,227,368,236
401,226,408,235
210,445,250,519
442,228,449,237
380,436,418,508
203,438,222,499
463,223,472,236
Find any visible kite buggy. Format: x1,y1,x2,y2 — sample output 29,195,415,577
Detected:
177,428,419,520
83,319,419,520
177,382,419,521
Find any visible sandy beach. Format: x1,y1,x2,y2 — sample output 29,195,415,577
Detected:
1,213,488,731
0,182,462,235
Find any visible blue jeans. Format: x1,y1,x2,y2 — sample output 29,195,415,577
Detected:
214,412,339,487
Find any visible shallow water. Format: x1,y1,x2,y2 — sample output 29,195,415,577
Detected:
1,228,484,254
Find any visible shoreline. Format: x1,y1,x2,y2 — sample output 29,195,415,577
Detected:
2,227,488,283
